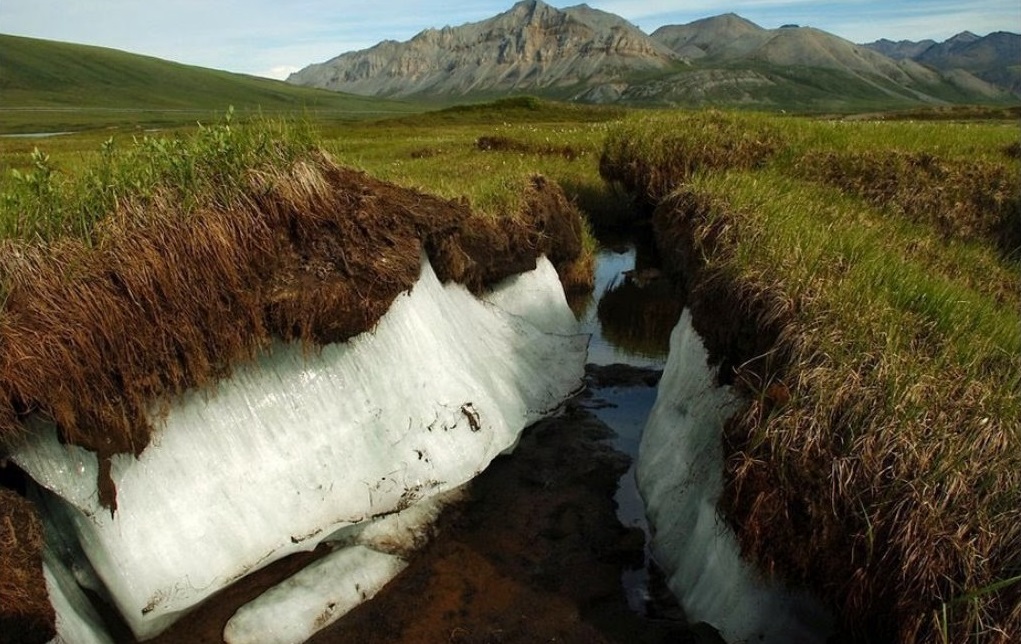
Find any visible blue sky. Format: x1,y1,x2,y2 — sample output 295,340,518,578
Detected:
2,1,1018,79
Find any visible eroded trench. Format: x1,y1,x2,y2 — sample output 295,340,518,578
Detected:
7,210,831,643
306,232,698,644
136,231,699,644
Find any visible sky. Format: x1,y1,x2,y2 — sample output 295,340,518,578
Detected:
2,1,1018,80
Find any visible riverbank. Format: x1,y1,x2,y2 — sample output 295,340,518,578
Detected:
601,110,1021,642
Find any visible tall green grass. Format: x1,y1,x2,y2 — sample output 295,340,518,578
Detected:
0,108,318,242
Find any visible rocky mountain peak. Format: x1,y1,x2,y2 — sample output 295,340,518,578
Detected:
287,1,677,99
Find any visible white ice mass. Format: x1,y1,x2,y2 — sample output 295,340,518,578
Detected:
222,546,407,644
13,255,585,640
637,310,832,643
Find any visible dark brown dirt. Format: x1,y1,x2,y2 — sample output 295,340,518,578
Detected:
310,392,694,644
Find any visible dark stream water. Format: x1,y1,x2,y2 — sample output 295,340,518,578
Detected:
570,235,685,617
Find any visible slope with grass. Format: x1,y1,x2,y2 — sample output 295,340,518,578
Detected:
600,111,1020,643
0,34,419,133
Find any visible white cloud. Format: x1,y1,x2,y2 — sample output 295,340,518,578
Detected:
259,65,302,81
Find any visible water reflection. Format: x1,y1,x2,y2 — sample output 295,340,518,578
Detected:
573,233,680,369
598,271,682,360
575,232,689,623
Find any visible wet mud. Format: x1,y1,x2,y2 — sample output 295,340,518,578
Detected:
309,365,695,644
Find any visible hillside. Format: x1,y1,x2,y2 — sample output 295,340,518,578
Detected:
288,2,1015,111
864,31,1021,97
0,33,416,132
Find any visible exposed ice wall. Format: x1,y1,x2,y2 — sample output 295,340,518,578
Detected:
637,310,831,643
14,255,586,640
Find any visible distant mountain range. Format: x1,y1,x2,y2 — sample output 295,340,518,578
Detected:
863,31,1021,97
288,1,1020,111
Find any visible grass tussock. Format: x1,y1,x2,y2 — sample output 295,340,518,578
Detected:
601,110,1021,643
0,488,54,643
0,114,589,470
475,135,581,160
598,110,781,210
798,150,1021,260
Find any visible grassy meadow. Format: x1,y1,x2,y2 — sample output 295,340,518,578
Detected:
1,100,1019,643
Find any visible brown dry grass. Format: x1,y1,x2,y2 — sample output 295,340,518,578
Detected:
654,183,1020,644
0,152,588,469
799,150,1021,260
602,111,1021,643
0,488,54,644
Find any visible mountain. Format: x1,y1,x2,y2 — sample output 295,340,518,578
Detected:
653,17,951,86
288,1,679,99
0,33,414,131
864,38,938,61
288,2,1016,111
864,31,1021,96
651,13,769,60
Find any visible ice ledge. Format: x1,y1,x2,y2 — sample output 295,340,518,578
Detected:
637,309,832,643
15,254,586,640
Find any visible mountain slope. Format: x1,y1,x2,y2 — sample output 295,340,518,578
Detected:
288,0,679,99
288,3,1015,111
863,31,1021,96
865,38,938,60
0,33,411,116
649,17,1008,104
651,13,769,60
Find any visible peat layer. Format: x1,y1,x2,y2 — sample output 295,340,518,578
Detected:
0,152,589,640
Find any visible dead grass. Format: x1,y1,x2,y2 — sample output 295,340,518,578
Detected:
0,128,588,478
0,488,54,644
657,179,1021,643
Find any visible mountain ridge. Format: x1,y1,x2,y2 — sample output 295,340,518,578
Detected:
864,30,1021,97
288,2,1018,110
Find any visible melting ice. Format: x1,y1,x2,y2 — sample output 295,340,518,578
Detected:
15,255,586,640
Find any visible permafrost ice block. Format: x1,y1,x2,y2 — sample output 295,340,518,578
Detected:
14,255,586,640
222,545,407,644
637,310,832,643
